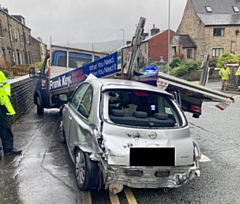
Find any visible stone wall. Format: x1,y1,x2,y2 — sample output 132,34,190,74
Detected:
226,64,239,88
180,69,220,81
8,75,37,124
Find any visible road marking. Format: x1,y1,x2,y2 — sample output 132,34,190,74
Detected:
124,186,138,204
109,191,120,204
82,191,92,204
200,154,211,162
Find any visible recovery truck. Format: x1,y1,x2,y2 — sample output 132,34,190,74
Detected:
29,45,109,115
30,17,234,117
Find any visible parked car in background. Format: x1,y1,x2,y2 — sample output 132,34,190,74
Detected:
59,74,201,194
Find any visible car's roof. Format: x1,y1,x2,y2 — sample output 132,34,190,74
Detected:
85,74,172,96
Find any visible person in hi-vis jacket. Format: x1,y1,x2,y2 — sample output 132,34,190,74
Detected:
0,70,22,155
219,64,230,91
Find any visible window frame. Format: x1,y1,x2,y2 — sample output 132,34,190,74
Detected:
212,48,224,57
187,49,192,58
213,28,225,36
70,83,89,109
77,85,93,118
103,89,184,128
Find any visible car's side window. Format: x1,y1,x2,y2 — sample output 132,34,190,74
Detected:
77,86,93,118
71,83,89,109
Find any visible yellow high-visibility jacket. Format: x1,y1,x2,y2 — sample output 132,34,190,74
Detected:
235,66,240,76
219,67,230,81
0,71,16,115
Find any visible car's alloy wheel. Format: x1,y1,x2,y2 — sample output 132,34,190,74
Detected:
36,96,44,115
75,149,101,191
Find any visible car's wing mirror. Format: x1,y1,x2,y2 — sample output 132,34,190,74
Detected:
29,67,41,78
29,67,36,78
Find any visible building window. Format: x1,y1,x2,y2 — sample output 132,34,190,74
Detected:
0,21,3,37
187,49,192,58
16,50,22,64
205,6,212,13
12,51,16,64
1,48,6,60
212,48,224,57
9,25,13,41
233,6,239,13
15,29,20,42
213,28,225,36
172,46,177,54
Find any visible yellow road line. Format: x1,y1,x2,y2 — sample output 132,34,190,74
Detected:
109,191,120,204
82,191,92,204
124,187,138,204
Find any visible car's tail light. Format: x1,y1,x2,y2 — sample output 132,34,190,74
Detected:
190,104,201,113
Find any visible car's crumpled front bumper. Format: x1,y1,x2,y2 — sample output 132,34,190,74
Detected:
104,160,200,189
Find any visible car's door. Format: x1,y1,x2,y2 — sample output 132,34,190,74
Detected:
63,83,89,148
68,85,94,153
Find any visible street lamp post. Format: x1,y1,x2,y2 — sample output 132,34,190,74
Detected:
168,0,170,74
120,29,125,46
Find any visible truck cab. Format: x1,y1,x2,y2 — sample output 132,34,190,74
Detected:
30,45,107,115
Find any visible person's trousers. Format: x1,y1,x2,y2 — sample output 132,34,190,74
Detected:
0,105,14,152
221,80,228,90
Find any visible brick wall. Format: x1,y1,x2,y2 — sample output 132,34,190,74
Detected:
8,75,37,124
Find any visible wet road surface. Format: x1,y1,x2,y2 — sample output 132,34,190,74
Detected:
0,108,90,204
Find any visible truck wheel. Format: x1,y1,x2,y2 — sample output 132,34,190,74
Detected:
37,96,44,115
75,149,101,191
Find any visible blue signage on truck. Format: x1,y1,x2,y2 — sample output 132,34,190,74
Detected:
49,51,122,92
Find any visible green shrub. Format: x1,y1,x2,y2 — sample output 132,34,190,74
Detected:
162,63,172,74
185,61,201,73
170,58,182,68
216,51,238,67
170,65,188,77
209,58,217,67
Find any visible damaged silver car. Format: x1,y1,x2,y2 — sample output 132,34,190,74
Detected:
59,74,201,194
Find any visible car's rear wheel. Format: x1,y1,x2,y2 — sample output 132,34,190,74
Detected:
36,96,44,115
75,149,101,191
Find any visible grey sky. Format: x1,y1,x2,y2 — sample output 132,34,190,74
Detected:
1,0,187,45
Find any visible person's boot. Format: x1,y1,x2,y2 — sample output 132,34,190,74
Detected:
4,148,22,155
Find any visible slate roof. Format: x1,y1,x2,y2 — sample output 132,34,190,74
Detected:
174,35,197,48
192,0,240,25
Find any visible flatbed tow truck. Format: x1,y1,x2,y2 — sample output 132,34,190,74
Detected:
29,17,234,117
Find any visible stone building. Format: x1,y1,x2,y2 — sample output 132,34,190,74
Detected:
0,6,46,66
140,26,175,64
175,0,240,61
31,37,47,63
120,25,175,69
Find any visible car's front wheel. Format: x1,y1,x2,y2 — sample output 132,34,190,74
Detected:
75,149,101,191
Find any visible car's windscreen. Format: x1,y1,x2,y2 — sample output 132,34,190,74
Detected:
104,89,185,128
